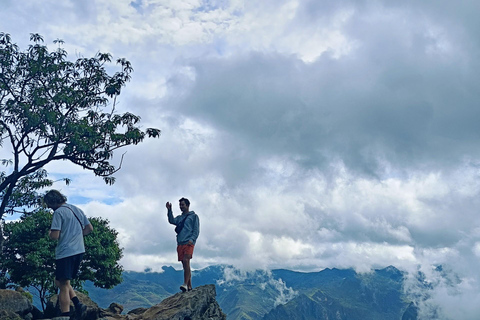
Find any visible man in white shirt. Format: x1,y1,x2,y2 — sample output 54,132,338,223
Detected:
44,190,93,319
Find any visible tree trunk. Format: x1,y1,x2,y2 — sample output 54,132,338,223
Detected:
0,219,5,288
0,219,3,252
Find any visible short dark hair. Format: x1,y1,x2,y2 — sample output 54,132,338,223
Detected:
179,197,190,206
43,190,67,207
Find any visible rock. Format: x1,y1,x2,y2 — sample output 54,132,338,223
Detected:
0,309,23,320
98,302,126,319
0,289,33,319
127,308,148,315
1,284,226,320
132,284,226,320
30,306,44,320
107,303,124,315
44,291,101,320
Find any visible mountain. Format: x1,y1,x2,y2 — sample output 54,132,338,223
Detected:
262,291,358,320
82,265,416,320
263,266,409,320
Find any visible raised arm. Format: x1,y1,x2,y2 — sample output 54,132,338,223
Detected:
166,202,176,225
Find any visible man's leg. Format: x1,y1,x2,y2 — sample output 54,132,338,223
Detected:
181,257,191,288
178,244,194,292
55,253,85,317
68,285,77,300
55,279,72,314
187,269,192,290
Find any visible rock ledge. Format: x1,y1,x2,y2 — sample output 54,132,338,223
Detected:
0,284,226,320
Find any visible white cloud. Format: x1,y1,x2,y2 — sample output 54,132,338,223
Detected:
270,277,298,307
3,1,480,318
473,243,480,258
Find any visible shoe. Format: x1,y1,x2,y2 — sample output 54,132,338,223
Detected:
75,303,87,319
188,287,193,291
180,284,188,292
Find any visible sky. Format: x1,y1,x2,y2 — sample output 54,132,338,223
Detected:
2,0,480,318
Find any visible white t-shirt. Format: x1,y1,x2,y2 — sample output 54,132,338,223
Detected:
50,203,90,260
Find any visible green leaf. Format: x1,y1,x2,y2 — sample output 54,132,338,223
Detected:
1,33,161,218
1,210,123,310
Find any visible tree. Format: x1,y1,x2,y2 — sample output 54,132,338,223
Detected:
82,216,123,289
0,32,160,246
2,209,123,311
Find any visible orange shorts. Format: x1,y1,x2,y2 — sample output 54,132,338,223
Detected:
177,244,194,261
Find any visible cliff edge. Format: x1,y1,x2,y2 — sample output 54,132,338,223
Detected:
0,284,226,320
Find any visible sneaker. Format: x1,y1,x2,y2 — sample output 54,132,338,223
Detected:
180,284,188,292
75,303,87,319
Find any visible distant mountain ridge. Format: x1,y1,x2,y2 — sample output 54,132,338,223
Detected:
81,265,417,320
264,266,409,320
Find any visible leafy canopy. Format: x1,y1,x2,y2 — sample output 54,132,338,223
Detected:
1,209,123,311
0,32,160,218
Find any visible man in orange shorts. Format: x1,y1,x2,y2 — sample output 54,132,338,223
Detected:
166,197,200,292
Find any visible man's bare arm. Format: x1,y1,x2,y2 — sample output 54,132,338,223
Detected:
83,223,93,236
49,230,60,240
166,202,176,224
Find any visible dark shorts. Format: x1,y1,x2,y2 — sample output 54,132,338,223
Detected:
177,244,194,261
55,253,84,281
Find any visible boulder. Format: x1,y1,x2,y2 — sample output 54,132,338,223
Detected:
97,302,126,319
132,284,226,320
127,307,148,315
44,291,101,319
94,284,226,320
0,310,23,320
0,289,33,319
107,303,124,315
1,284,226,320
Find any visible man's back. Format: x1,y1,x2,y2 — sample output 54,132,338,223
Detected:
51,204,88,259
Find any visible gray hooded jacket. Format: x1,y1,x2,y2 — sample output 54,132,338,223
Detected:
168,210,200,245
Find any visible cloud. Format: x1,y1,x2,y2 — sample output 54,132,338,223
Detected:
3,1,480,318
169,32,478,177
217,266,298,307
269,277,298,307
403,262,480,320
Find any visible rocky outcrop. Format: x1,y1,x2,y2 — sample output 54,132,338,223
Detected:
44,291,101,319
129,284,226,320
0,284,226,320
0,289,33,319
